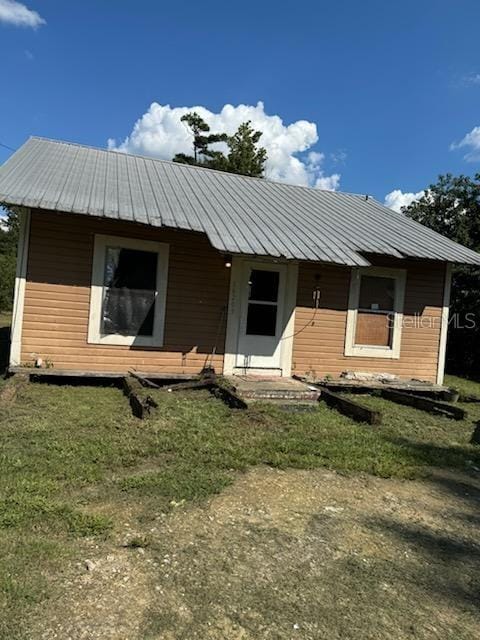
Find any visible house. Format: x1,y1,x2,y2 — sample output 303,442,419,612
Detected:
1,137,480,385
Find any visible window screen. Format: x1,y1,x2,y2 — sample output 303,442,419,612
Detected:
102,247,158,337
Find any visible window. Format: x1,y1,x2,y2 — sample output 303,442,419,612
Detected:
88,235,169,346
344,267,406,359
245,269,280,336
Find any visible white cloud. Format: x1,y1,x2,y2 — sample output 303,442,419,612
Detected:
462,72,480,86
0,0,45,27
384,189,424,213
108,101,340,190
450,125,480,161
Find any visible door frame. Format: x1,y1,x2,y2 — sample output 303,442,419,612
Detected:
223,256,298,377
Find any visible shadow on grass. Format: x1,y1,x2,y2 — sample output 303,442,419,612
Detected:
0,325,10,375
384,434,480,470
367,513,480,609
365,467,480,611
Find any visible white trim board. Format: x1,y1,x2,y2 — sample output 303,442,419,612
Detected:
223,256,298,377
344,266,406,359
87,234,169,347
9,207,31,367
436,263,452,385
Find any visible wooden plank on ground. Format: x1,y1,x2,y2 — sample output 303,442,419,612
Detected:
380,389,466,421
319,388,382,425
165,378,213,392
471,422,480,444
128,371,161,389
210,383,248,410
122,376,158,419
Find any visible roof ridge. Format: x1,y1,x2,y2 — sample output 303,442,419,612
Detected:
28,136,367,198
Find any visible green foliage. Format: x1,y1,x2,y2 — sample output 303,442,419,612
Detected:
403,174,480,377
173,112,267,177
226,121,267,178
173,111,228,168
0,206,19,312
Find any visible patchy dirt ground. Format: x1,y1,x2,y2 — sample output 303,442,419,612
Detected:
31,467,480,640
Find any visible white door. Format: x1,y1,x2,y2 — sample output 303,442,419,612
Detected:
235,262,287,370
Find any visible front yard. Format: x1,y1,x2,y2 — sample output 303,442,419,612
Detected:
0,374,479,639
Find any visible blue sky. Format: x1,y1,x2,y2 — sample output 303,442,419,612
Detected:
1,0,480,210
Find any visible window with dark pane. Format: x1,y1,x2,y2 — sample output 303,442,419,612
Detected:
102,247,158,336
249,269,279,302
358,276,395,311
246,303,277,336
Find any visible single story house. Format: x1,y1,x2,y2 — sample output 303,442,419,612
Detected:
1,137,480,384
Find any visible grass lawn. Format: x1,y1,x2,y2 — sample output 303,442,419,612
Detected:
1,373,480,638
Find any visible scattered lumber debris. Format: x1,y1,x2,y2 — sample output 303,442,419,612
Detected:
470,422,480,445
293,374,457,401
128,371,161,389
458,393,480,404
380,389,466,421
210,382,248,409
165,378,214,392
319,388,382,425
122,376,158,419
125,371,248,411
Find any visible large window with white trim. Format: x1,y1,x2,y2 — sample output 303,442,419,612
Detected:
88,235,169,347
345,267,406,358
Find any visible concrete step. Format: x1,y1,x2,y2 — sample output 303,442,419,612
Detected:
239,388,320,401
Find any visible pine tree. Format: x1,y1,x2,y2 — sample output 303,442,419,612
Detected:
173,112,228,168
226,121,267,178
173,113,267,177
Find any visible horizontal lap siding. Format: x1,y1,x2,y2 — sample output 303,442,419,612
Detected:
21,211,230,374
292,260,445,382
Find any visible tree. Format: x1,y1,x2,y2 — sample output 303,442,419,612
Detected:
403,174,480,377
173,112,228,169
0,205,19,312
173,112,267,177
226,121,267,178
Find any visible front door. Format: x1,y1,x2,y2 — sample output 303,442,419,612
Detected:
235,262,287,371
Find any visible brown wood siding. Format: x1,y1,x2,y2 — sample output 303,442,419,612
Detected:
22,210,446,382
21,210,231,374
292,260,445,382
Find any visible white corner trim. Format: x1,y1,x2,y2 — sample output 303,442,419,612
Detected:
223,256,243,376
223,257,298,377
344,266,406,359
10,208,31,367
280,262,298,377
436,263,452,385
87,234,169,347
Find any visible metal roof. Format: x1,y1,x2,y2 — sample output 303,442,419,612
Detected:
1,136,480,266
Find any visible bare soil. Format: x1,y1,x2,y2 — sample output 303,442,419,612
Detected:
30,466,480,640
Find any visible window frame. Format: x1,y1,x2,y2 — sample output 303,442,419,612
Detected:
344,266,406,359
87,234,169,347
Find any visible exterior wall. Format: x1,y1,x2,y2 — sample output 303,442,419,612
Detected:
21,210,231,374
20,210,446,381
292,259,446,383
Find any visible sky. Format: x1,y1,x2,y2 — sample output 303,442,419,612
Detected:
1,0,480,212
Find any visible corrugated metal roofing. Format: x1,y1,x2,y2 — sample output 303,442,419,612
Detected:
1,136,480,266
